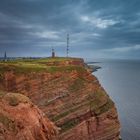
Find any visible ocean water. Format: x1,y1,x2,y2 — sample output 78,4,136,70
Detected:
92,60,140,140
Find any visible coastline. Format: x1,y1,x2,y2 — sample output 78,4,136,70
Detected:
86,62,101,72
0,57,120,140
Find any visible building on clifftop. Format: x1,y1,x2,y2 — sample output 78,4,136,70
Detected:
52,48,55,58
4,51,7,61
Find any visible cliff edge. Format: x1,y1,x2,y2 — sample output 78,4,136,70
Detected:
0,57,120,140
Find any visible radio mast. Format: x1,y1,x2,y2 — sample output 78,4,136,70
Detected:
66,34,69,57
4,51,7,61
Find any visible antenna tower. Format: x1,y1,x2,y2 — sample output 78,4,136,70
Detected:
67,34,69,57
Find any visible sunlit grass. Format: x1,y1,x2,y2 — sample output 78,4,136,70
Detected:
0,57,85,74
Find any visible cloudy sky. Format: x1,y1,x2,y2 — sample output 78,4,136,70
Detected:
0,0,140,59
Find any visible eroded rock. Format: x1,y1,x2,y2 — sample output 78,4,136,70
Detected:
0,92,58,140
0,58,120,140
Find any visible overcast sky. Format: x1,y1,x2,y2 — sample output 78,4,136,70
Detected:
0,0,140,59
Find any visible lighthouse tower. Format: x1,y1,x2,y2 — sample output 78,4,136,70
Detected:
52,48,55,58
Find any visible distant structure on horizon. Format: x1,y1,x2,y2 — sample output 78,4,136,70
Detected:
66,34,69,57
4,51,7,61
52,48,55,58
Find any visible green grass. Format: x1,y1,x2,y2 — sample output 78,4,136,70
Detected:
88,90,106,109
59,119,80,133
52,111,70,122
94,99,114,115
0,57,81,63
32,57,81,63
46,66,86,73
0,65,86,74
0,63,47,74
68,78,85,92
52,89,112,122
52,104,84,122
87,89,114,115
0,57,85,74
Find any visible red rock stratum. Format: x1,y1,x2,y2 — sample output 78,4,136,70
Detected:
0,57,120,140
0,92,58,140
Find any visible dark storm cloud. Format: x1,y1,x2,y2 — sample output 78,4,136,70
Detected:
0,0,140,59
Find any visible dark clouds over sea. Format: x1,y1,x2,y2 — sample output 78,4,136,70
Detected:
0,0,140,59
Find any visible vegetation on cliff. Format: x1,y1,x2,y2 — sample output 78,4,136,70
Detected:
0,57,85,74
0,57,120,140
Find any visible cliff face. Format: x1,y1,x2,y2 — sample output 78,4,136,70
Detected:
0,92,58,140
0,58,120,140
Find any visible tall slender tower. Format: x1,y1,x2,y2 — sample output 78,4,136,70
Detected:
66,34,69,57
4,51,7,61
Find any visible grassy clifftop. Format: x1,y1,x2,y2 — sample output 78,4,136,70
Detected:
0,57,120,139
0,57,85,74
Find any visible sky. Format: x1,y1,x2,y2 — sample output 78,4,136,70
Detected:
0,0,140,59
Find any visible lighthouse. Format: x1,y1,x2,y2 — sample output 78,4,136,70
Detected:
52,48,55,58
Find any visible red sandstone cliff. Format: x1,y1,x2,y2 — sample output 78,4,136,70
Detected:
0,92,58,140
0,58,120,140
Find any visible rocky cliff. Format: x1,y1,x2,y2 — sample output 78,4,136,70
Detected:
0,57,120,140
0,92,58,140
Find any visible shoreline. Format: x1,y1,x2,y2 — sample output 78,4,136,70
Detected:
86,63,101,72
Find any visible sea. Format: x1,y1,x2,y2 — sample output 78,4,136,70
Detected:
89,59,140,140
